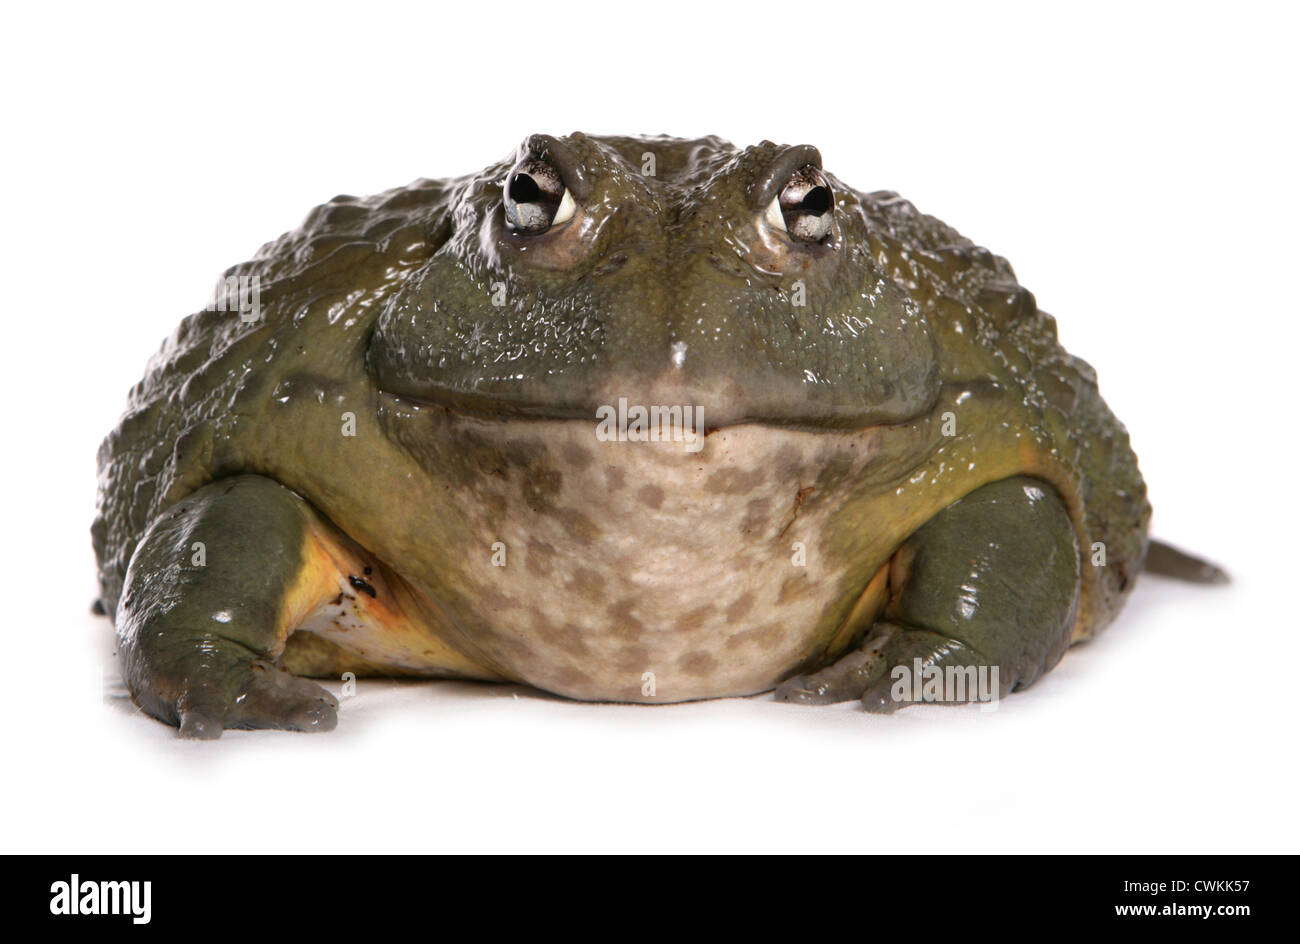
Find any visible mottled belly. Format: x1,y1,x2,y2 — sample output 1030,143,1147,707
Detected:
366,407,912,703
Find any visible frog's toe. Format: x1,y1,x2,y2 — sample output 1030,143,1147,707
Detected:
860,679,908,714
772,674,840,704
177,708,226,740
774,625,899,705
225,661,338,734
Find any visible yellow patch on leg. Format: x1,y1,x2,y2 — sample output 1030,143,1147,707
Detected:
279,519,503,681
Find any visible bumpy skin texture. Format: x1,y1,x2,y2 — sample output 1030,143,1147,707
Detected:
94,133,1150,732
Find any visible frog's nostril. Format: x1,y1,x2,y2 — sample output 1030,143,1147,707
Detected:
707,254,743,277
593,253,629,276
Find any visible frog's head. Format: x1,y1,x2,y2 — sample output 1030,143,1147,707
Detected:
369,133,939,430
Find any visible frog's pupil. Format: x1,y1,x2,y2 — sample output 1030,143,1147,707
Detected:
801,186,832,216
509,173,541,203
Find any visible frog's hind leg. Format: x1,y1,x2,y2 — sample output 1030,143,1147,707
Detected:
775,476,1081,712
116,475,379,738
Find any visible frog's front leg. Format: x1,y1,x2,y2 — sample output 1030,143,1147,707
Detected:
776,476,1081,712
116,475,362,738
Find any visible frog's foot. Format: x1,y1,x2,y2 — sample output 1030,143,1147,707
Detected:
168,652,337,740
774,623,899,705
117,475,367,738
775,476,1081,713
855,626,1023,713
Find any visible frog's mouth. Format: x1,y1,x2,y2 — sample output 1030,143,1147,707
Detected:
369,344,941,433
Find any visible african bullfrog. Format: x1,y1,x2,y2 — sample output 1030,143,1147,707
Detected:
93,132,1221,737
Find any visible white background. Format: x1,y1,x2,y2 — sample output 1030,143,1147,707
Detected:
1,1,1295,853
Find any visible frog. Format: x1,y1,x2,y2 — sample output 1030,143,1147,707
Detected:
93,132,1225,737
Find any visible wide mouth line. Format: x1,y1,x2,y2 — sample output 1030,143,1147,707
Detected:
375,385,932,435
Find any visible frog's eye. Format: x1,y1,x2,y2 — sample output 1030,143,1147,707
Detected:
764,165,834,244
503,158,576,234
